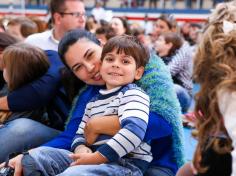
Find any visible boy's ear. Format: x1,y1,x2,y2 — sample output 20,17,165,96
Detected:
134,66,145,80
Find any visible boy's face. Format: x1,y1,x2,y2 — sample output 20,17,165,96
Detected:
100,49,144,90
155,35,172,57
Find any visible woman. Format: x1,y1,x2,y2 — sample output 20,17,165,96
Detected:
152,14,178,41
110,17,131,36
3,29,184,176
177,1,236,176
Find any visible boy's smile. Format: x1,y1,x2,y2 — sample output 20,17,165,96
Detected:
100,49,144,90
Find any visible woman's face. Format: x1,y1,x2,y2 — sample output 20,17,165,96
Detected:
64,39,105,85
155,35,172,57
110,17,126,36
153,19,171,37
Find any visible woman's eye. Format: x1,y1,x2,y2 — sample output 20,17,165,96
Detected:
86,52,94,61
73,65,81,72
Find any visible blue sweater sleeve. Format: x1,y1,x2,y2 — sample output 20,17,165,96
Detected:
144,111,172,141
8,50,63,111
43,86,100,149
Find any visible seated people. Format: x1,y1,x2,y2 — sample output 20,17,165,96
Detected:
1,29,184,176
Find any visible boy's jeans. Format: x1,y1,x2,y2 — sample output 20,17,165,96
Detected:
22,146,174,176
22,147,142,176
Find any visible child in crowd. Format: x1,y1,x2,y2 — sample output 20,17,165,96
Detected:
155,32,193,113
155,32,183,64
0,43,49,124
59,35,151,176
177,1,236,176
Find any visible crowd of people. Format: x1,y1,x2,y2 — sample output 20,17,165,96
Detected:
0,0,236,175
21,0,228,9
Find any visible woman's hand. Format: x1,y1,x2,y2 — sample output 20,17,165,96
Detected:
84,115,120,145
74,145,92,154
69,152,107,166
0,154,23,176
0,96,9,111
0,111,12,123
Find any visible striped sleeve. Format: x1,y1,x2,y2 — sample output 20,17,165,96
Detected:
168,42,190,76
71,102,91,152
97,88,150,162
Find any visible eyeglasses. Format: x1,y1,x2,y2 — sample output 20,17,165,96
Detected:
59,12,87,18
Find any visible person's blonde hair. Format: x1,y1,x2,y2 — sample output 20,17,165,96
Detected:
193,1,236,173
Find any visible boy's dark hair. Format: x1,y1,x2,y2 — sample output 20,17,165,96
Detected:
101,35,149,68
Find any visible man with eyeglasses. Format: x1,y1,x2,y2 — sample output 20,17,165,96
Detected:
25,0,86,51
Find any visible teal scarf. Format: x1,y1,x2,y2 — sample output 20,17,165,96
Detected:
136,53,185,168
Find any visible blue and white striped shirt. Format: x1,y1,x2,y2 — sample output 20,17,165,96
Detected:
71,83,152,172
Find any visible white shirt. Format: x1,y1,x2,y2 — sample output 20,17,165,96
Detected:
91,7,106,23
25,29,59,51
218,89,236,176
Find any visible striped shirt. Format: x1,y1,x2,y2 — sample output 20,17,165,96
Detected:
71,83,152,172
168,42,193,95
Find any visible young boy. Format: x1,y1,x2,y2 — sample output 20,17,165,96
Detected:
63,35,151,176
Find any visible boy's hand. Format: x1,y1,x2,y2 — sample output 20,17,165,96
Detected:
74,145,92,154
0,154,23,176
69,152,107,166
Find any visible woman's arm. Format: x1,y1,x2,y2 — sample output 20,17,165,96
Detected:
84,116,120,145
0,50,62,111
0,111,11,123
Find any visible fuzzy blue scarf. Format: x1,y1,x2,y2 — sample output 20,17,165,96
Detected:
136,53,185,168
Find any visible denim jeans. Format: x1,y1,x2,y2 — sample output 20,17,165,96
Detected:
0,118,59,163
58,159,142,176
23,146,175,176
22,147,142,176
174,84,192,114
144,166,174,176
